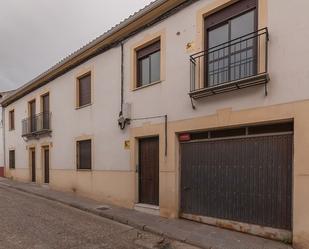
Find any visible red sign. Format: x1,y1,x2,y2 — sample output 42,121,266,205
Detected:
179,133,191,142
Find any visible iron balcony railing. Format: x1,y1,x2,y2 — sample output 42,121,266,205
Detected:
190,28,269,99
22,112,52,137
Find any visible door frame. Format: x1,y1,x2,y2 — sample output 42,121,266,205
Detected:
29,147,36,183
41,145,50,184
137,135,160,206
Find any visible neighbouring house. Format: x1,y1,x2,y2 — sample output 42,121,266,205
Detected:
0,91,15,177
1,0,309,248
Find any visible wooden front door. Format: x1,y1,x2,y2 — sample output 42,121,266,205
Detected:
44,148,50,184
139,137,159,206
30,149,36,182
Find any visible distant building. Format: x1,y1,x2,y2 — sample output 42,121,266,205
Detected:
0,91,15,177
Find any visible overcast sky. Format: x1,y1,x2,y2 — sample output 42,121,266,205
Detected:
0,0,153,92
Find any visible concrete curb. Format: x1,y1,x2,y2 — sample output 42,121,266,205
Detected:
1,183,205,249
0,180,293,249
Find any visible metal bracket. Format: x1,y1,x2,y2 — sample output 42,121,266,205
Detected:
190,97,196,110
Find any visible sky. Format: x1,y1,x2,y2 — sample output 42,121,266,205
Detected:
0,0,153,92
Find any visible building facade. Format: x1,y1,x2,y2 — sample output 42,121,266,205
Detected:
0,91,14,177
2,0,309,248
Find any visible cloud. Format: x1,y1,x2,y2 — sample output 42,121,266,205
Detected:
0,0,153,91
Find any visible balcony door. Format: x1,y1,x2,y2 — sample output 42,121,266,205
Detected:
42,93,50,130
29,100,36,133
205,0,257,87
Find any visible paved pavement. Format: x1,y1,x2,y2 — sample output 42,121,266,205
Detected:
0,186,197,249
0,178,293,249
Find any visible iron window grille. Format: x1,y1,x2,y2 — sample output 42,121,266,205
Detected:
190,28,269,99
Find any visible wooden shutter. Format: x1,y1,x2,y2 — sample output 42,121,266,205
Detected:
137,40,160,59
42,94,49,113
205,0,257,29
9,150,15,169
77,140,92,170
78,73,91,107
29,100,36,132
42,94,50,129
9,110,15,130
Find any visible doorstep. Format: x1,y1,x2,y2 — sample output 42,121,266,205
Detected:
134,203,160,216
0,177,293,249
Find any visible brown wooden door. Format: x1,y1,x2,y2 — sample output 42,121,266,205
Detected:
31,149,36,182
139,137,159,206
44,148,49,184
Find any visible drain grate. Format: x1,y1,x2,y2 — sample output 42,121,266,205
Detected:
96,205,110,211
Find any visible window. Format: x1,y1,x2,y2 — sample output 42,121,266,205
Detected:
41,93,50,130
9,110,15,130
9,150,15,169
76,139,92,170
205,0,257,86
29,100,36,133
77,73,91,107
136,40,161,87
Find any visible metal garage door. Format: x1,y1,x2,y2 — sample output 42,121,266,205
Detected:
180,131,293,230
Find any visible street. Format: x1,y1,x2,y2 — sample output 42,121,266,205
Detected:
0,186,198,249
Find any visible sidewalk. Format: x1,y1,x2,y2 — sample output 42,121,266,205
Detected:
0,177,292,249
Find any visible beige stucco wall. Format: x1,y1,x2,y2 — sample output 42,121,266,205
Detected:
130,100,309,246
3,0,309,248
4,46,132,207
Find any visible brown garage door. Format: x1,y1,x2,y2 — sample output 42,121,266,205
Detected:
180,130,293,230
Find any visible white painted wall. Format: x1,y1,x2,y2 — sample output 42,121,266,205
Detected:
5,46,130,172
4,0,309,172
124,0,309,124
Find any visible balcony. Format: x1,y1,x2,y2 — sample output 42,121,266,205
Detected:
189,28,269,100
22,112,52,138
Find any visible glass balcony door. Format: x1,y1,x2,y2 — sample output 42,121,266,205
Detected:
206,10,256,87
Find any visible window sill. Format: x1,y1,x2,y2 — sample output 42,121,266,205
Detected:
75,103,92,110
133,80,162,91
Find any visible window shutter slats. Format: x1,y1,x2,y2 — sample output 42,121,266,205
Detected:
205,0,257,29
77,140,91,170
79,74,91,107
9,150,15,169
137,41,160,59
9,110,15,130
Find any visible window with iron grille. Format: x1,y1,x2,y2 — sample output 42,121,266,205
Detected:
78,73,91,107
9,110,15,130
136,40,161,87
76,140,92,170
9,150,15,169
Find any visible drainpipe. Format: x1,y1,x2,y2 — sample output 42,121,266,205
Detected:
120,42,124,116
118,42,130,130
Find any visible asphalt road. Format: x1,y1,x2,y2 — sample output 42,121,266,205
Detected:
0,186,198,249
